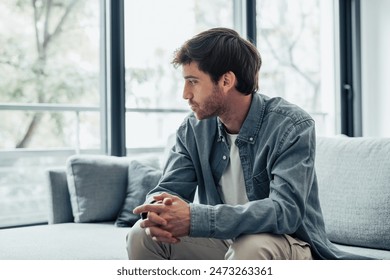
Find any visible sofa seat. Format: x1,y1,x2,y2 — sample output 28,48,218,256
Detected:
1,224,389,260
0,223,129,260
334,243,390,260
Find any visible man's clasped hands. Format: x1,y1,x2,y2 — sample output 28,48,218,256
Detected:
133,192,191,244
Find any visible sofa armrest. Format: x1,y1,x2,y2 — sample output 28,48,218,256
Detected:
45,168,74,224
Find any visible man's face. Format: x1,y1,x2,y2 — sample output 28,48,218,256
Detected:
182,62,225,120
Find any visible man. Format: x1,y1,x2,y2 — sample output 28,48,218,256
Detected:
126,27,365,260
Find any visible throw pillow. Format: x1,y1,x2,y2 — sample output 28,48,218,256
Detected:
115,160,162,227
66,155,131,223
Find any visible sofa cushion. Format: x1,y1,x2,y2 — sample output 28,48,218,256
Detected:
316,136,390,250
66,155,131,223
115,160,162,227
334,243,390,260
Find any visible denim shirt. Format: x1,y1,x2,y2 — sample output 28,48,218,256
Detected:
149,93,368,260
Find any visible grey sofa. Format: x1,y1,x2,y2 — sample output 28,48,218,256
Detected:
0,136,389,260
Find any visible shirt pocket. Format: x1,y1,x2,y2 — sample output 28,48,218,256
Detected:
252,168,271,199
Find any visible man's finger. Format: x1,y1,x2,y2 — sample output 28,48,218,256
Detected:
146,226,172,240
141,212,167,227
152,236,181,244
145,227,180,244
162,197,173,206
153,192,175,202
133,203,166,215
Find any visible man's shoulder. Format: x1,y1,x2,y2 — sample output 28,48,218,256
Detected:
260,94,314,125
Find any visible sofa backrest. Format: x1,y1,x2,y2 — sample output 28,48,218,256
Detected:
316,136,390,250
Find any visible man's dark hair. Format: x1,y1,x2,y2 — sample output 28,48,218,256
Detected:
172,27,261,95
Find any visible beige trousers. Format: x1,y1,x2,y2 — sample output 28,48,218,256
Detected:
127,219,312,260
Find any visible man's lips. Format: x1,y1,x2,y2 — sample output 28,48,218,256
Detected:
189,102,197,110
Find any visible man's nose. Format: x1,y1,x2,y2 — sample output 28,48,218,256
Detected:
182,84,192,100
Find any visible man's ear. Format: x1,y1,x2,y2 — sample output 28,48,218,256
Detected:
221,71,236,91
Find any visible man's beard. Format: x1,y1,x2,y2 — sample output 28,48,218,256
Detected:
191,86,225,120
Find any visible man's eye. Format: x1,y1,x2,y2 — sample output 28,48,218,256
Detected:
188,80,197,85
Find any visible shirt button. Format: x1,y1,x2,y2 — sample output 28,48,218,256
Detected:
249,137,254,141
222,155,227,160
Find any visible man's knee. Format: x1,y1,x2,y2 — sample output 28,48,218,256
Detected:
126,220,149,259
226,233,291,260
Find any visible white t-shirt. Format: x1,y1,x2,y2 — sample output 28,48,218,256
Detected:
218,133,249,205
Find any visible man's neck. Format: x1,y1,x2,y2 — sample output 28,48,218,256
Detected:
219,92,252,134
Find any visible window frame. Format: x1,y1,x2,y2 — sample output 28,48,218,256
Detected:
338,0,362,136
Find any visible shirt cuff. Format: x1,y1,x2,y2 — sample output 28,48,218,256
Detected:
189,203,216,237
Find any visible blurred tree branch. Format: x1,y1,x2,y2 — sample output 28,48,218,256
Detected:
15,0,78,148
258,0,320,110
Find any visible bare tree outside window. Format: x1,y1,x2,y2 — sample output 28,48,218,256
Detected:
0,0,100,149
0,0,100,227
257,0,336,135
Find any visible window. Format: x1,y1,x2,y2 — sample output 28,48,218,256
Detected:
0,0,102,227
256,0,337,135
123,0,234,155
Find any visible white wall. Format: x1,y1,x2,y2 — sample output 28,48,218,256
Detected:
361,0,390,137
